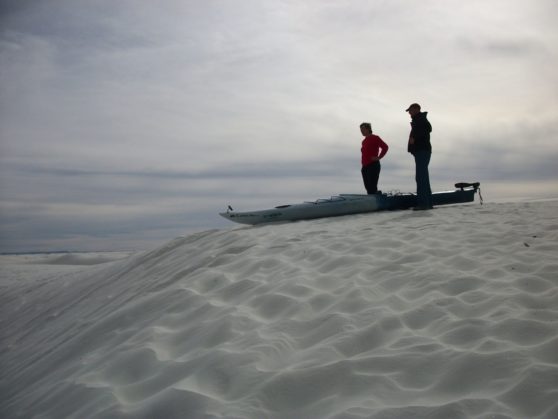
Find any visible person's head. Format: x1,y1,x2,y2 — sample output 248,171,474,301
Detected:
360,122,372,136
405,103,421,117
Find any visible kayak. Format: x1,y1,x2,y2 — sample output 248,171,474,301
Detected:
219,182,481,225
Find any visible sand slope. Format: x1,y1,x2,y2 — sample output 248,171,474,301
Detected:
2,201,558,418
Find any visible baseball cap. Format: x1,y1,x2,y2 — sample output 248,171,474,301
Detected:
405,103,421,112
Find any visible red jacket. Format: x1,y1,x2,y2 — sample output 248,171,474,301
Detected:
361,134,389,166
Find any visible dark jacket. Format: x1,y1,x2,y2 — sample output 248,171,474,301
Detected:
408,112,432,154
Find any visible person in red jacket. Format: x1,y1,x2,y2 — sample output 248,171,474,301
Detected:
360,122,389,194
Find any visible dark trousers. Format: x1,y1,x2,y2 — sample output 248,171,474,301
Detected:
414,150,432,208
361,162,381,194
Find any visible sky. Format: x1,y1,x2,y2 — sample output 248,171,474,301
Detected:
1,0,557,253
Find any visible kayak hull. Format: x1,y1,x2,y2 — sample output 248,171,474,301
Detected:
220,183,480,225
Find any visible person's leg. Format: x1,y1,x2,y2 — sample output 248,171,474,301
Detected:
369,162,381,194
414,151,432,208
360,166,370,194
362,163,380,194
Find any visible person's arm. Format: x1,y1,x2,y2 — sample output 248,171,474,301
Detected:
408,132,415,153
378,137,389,159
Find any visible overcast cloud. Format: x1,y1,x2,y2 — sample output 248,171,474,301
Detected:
1,0,557,252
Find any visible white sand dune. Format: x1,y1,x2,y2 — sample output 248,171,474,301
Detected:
1,252,134,266
2,201,558,419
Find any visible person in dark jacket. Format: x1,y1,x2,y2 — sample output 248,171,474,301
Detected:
406,103,433,210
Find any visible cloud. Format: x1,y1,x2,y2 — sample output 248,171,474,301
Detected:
1,0,557,252
456,36,546,57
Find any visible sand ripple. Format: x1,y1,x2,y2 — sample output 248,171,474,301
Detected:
1,201,557,418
